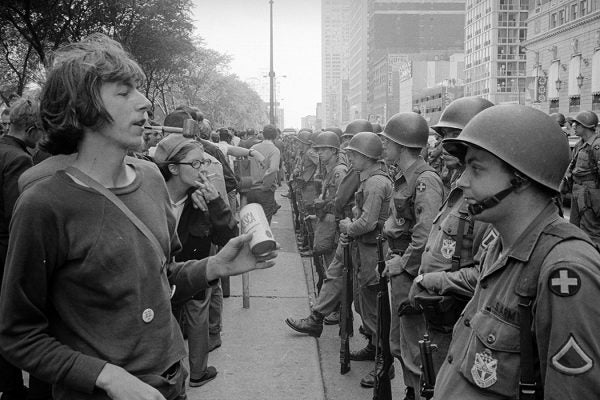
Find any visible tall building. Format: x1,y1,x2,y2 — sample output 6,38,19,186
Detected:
347,0,370,122
464,0,528,104
523,0,600,115
322,0,350,128
366,0,465,120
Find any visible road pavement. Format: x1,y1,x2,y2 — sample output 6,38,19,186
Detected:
192,188,410,400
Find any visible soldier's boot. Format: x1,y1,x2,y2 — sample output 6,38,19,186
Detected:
285,311,324,337
323,309,340,325
403,387,416,400
359,353,395,388
350,342,376,361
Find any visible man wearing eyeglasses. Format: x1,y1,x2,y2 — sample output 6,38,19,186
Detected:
0,97,48,399
563,110,600,245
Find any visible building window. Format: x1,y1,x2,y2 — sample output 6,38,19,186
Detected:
571,4,578,20
580,0,587,16
558,8,566,25
593,94,600,112
569,96,581,112
550,13,557,28
550,99,559,113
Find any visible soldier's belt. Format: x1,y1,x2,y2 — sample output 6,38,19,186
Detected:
573,176,597,185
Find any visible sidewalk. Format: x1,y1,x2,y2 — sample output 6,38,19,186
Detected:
187,188,325,400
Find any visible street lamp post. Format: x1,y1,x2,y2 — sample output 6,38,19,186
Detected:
269,0,275,126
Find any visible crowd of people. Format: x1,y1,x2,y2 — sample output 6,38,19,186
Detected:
0,32,599,400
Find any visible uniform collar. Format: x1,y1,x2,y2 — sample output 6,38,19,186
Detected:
358,161,383,182
503,201,560,263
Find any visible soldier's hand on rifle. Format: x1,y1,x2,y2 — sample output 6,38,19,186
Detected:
381,254,403,277
338,217,351,234
408,272,443,307
339,232,351,245
305,214,317,221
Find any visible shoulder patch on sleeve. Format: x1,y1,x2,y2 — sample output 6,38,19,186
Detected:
416,181,426,192
551,334,593,375
548,268,581,297
594,144,600,151
480,229,498,249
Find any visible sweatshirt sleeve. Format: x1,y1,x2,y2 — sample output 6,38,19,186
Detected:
0,191,106,394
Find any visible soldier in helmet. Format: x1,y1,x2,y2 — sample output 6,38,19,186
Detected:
432,97,495,196
406,97,495,390
550,112,570,136
433,105,600,399
309,131,348,321
376,112,444,396
562,110,600,245
291,129,320,251
285,121,375,341
340,132,393,379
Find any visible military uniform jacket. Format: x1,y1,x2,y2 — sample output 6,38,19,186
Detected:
570,133,600,184
435,202,600,399
321,158,347,203
294,148,319,183
384,157,444,276
419,187,493,297
347,162,392,243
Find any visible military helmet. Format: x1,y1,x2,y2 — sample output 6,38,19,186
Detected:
443,104,570,193
371,122,383,134
431,96,494,136
549,112,566,127
569,110,598,129
382,112,429,148
342,119,373,138
345,131,382,160
325,127,344,139
296,129,313,145
313,131,340,149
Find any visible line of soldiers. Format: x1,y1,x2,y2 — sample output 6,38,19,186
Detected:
284,98,600,400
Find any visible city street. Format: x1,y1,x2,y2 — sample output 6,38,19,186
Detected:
191,188,408,400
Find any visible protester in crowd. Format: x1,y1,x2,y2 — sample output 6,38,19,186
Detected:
247,124,281,223
154,134,238,388
0,33,276,400
239,128,261,149
0,97,51,400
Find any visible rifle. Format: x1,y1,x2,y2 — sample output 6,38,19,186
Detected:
339,235,353,374
373,230,393,400
419,332,437,400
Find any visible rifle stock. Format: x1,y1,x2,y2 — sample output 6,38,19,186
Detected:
339,239,353,374
373,231,393,400
419,333,437,399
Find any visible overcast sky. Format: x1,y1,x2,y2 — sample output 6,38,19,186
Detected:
192,0,322,129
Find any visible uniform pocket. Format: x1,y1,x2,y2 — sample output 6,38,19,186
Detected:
459,309,520,397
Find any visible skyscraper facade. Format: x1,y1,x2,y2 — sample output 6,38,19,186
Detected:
464,0,528,104
322,0,350,128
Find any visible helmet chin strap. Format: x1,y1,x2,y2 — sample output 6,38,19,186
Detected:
468,176,525,216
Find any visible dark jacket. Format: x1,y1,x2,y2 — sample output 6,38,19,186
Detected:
173,192,238,302
0,135,32,278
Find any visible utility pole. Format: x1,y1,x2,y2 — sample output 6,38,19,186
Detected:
269,0,275,126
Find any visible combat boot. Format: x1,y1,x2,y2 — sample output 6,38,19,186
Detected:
285,311,324,337
359,353,395,388
323,309,340,325
350,342,376,361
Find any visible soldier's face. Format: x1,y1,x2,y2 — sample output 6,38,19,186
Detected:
457,146,514,221
317,147,334,163
381,138,401,163
347,150,368,171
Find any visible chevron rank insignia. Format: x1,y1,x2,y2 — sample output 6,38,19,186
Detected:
551,334,593,375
